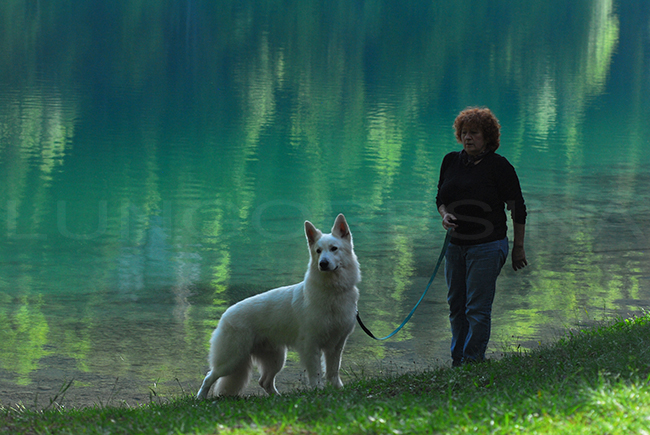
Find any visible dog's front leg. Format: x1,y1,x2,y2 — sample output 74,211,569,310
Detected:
324,337,347,388
299,346,324,389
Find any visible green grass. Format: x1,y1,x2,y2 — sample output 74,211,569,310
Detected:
3,312,650,434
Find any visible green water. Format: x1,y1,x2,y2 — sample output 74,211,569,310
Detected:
1,0,649,404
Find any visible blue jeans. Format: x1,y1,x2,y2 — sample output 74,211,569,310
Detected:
445,238,508,364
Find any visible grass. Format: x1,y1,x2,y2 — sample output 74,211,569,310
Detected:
2,312,650,434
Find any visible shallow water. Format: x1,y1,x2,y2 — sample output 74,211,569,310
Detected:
1,0,650,407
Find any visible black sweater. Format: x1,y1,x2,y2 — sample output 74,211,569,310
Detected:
436,151,527,245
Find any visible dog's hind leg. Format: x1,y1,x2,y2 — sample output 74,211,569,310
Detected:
214,358,253,396
253,346,286,395
197,370,219,399
197,356,253,399
198,320,256,399
197,337,253,398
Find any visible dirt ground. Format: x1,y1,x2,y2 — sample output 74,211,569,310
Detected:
0,360,312,410
1,372,178,410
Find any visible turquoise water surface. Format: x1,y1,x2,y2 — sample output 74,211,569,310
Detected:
1,0,649,405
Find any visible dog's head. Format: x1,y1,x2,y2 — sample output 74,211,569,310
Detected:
305,214,354,272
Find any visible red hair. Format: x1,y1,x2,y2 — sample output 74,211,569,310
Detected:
453,107,501,151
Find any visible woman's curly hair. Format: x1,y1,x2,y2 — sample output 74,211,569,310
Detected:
453,107,501,151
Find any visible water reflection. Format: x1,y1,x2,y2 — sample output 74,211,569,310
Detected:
1,0,649,405
0,294,50,385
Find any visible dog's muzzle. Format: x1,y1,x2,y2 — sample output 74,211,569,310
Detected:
319,259,338,271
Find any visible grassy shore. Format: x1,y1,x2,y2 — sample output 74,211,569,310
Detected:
2,312,650,434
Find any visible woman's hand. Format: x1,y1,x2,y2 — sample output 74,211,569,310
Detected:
512,245,527,271
441,213,458,231
438,205,458,231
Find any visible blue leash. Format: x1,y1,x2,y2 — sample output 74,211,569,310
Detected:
356,229,452,341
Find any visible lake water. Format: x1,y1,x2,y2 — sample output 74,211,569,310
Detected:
1,0,650,407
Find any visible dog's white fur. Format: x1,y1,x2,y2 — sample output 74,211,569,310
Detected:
196,214,360,398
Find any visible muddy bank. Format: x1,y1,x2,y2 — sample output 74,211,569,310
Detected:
0,360,315,410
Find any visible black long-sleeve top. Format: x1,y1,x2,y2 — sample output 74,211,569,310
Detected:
436,151,527,245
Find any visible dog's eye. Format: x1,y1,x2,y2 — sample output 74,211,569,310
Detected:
330,246,338,252
316,248,322,254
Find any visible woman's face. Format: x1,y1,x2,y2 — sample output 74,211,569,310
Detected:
460,125,486,156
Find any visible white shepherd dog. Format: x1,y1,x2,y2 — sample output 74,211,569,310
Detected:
197,214,360,398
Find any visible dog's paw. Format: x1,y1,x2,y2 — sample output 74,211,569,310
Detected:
330,377,344,389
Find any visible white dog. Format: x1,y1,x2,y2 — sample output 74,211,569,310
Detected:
196,214,360,398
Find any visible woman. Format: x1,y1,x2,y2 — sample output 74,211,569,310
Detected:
436,107,527,366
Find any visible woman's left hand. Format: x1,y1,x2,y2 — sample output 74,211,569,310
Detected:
512,245,527,271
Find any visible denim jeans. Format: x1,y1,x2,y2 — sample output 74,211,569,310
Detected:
445,238,508,364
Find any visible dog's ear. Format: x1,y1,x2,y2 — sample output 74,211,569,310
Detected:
305,221,322,245
331,214,351,240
